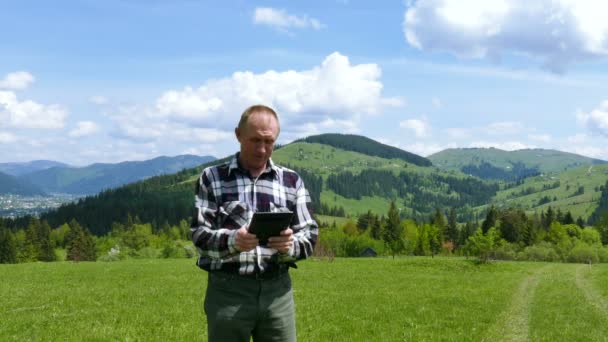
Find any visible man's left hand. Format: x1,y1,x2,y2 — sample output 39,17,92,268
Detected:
268,228,294,254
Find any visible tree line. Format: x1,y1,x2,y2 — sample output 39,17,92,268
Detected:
325,169,499,215
318,202,608,264
0,213,195,264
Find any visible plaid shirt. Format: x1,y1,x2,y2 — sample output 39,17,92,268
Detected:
190,153,318,275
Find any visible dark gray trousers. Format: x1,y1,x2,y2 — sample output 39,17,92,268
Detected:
204,271,296,342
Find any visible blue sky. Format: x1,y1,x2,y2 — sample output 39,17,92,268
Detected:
1,0,608,165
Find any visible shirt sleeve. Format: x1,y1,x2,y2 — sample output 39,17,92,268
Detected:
280,176,319,262
189,169,239,259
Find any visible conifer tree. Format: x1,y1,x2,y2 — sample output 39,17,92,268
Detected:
383,201,404,258
66,219,97,262
446,207,459,244
482,205,498,234
369,214,382,240
37,220,56,262
0,228,18,264
23,219,40,262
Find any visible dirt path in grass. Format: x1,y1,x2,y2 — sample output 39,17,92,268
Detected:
575,264,608,317
483,265,554,342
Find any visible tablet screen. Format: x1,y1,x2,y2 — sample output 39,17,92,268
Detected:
248,211,294,245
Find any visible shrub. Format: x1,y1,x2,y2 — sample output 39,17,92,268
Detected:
568,242,599,264
596,246,608,263
183,244,197,258
519,242,560,262
135,247,159,259
492,243,519,261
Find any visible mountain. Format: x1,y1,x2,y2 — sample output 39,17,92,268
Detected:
298,133,432,167
480,163,608,223
0,171,46,196
0,160,70,176
29,135,497,235
4,134,605,235
19,155,216,195
429,148,607,181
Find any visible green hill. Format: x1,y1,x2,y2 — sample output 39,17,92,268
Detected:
0,160,69,176
26,140,496,235
4,135,606,235
19,155,215,195
0,171,46,196
429,147,606,181
475,163,608,221
299,133,432,167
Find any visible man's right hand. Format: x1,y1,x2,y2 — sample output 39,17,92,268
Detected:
235,226,259,252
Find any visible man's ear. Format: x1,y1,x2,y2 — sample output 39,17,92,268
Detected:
235,127,241,143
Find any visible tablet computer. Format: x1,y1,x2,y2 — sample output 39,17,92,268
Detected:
248,211,294,245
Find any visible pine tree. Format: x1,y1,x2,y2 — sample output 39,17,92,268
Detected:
543,206,556,229
445,208,459,244
369,214,382,240
482,205,498,234
562,211,575,225
0,228,18,264
414,224,431,256
383,201,404,259
66,219,97,262
357,210,373,232
23,219,40,262
37,220,56,262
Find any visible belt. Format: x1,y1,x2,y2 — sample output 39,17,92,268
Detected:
212,265,289,281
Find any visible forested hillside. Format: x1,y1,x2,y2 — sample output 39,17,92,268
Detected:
429,147,606,181
0,171,46,196
2,135,607,239
299,133,432,167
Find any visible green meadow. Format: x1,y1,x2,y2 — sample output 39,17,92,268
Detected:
2,258,608,341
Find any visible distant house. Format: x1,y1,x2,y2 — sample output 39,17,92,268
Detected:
359,247,377,257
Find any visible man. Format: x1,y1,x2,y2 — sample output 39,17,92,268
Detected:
190,104,318,342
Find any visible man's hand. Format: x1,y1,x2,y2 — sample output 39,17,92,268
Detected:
235,226,259,252
268,228,294,254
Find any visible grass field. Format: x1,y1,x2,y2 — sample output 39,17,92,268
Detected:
2,258,608,341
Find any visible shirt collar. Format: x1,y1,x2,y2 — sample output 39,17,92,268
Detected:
229,152,279,179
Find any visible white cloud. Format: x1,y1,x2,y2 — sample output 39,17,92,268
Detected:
152,52,400,128
0,71,35,90
468,140,535,151
108,52,399,154
89,95,108,105
528,133,552,142
486,121,524,135
563,145,607,160
404,0,608,72
567,133,588,144
0,91,67,129
253,7,325,32
285,118,359,141
181,145,217,157
69,121,100,137
400,118,430,138
577,100,608,137
109,105,233,144
0,131,17,143
402,142,452,156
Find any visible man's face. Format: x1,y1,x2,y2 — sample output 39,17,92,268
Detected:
236,111,279,173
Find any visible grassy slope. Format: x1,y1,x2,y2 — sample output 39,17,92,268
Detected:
272,142,434,179
273,142,473,217
478,163,608,219
2,258,608,341
429,147,604,174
